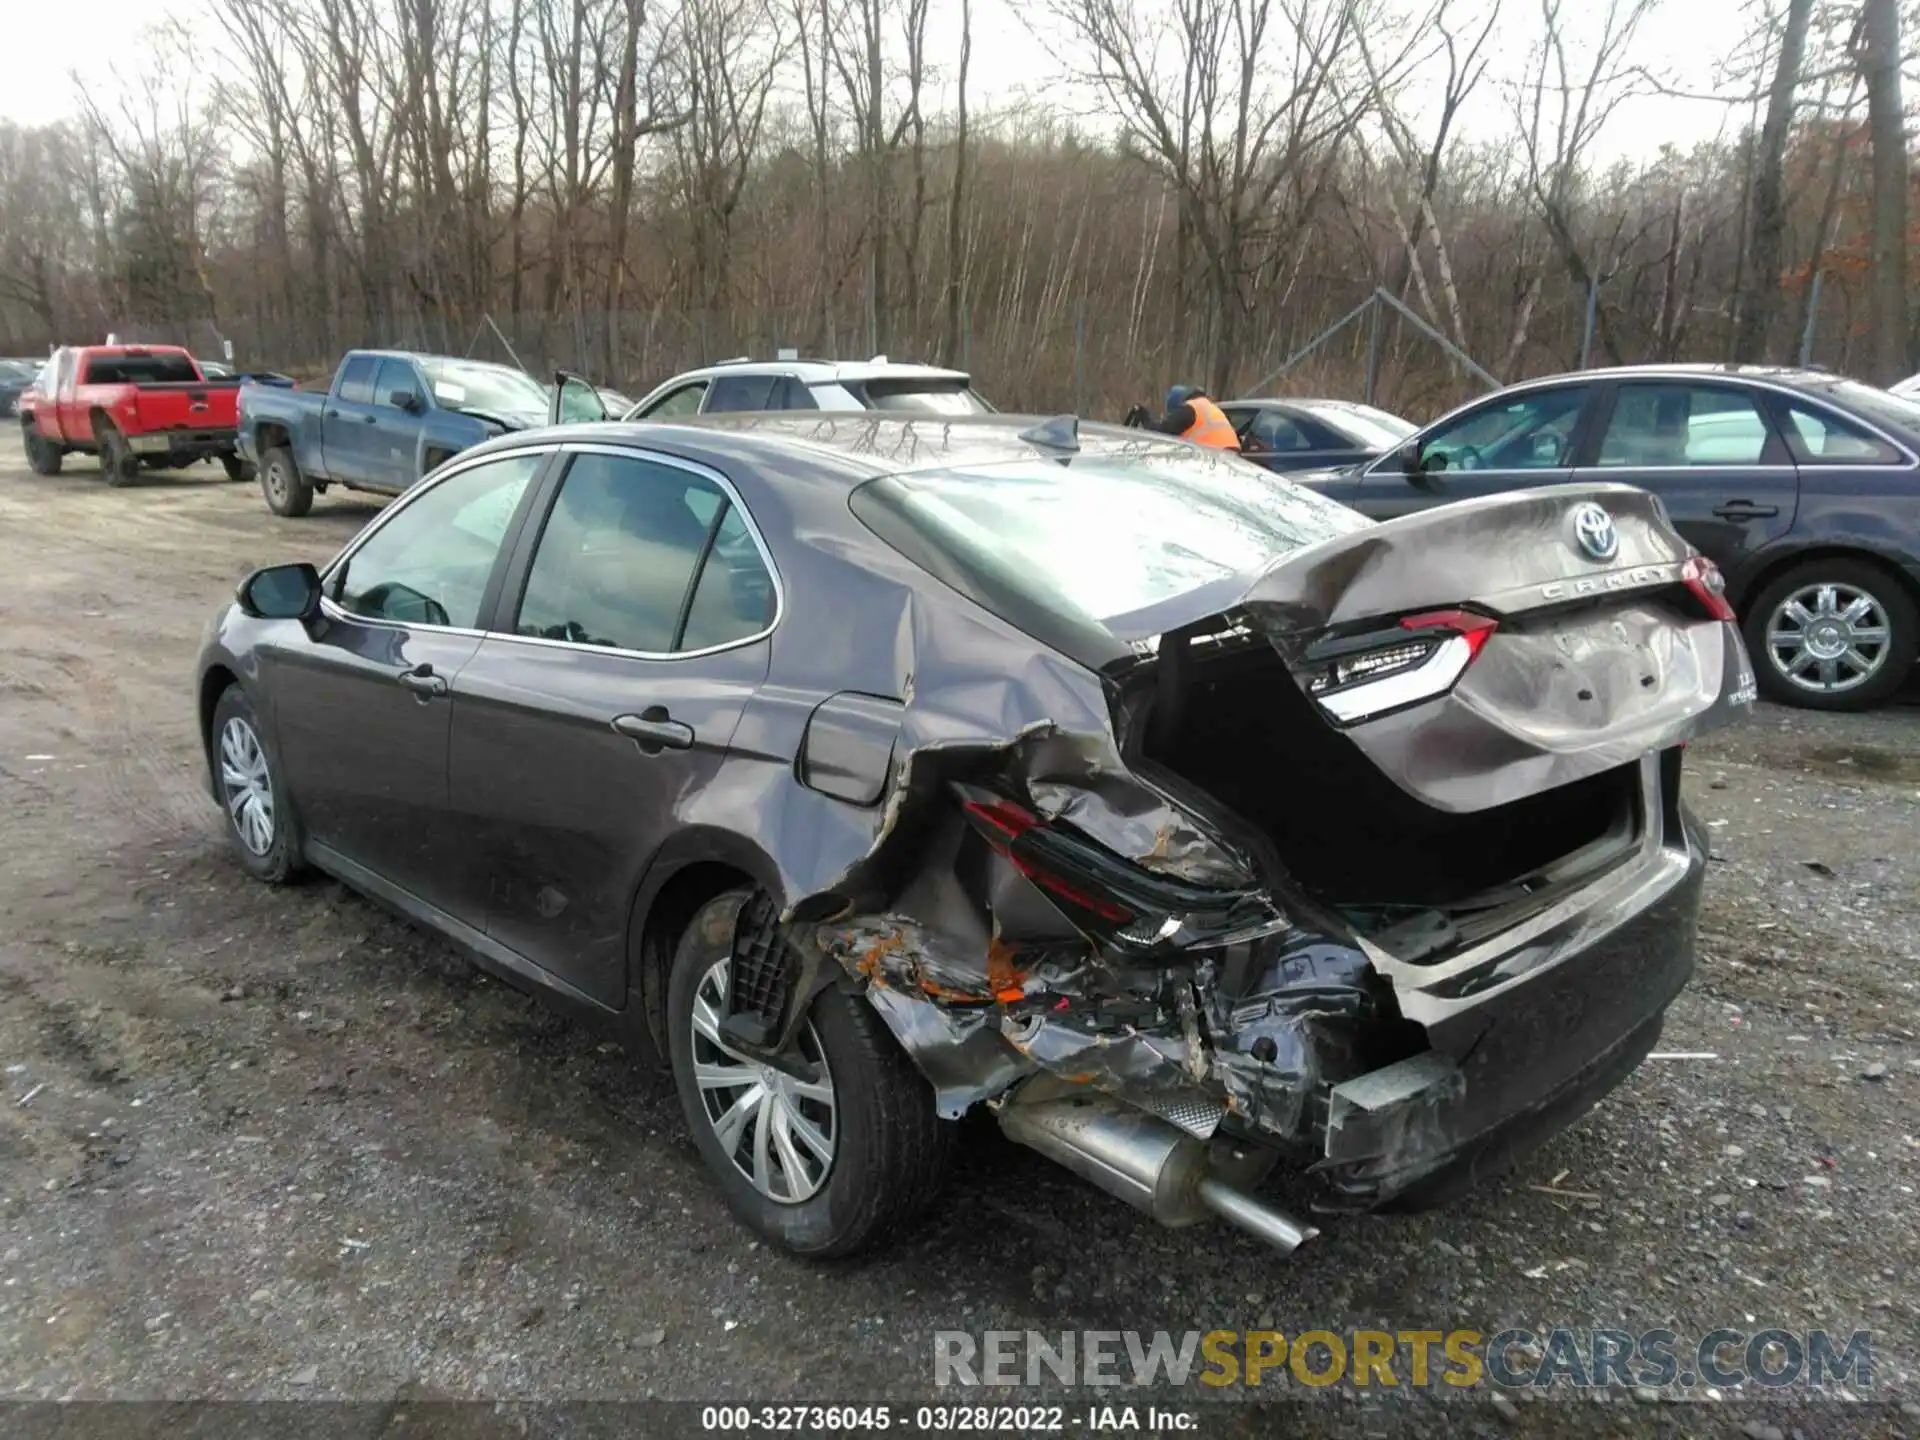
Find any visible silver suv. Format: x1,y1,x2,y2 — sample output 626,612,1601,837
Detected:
622,356,993,420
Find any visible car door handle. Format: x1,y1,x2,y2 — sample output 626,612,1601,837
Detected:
397,665,448,697
613,710,694,751
363,413,378,424
1713,500,1778,520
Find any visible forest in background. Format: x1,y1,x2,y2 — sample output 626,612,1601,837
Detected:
1,0,1918,420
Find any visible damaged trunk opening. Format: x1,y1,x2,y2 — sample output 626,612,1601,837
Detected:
790,473,1751,1255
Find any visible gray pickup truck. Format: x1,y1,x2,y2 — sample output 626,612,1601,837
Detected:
237,350,553,516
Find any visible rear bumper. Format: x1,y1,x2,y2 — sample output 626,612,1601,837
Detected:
1314,760,1704,1203
128,428,239,460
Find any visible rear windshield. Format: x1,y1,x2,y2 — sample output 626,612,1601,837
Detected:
83,353,200,385
850,450,1368,658
858,379,994,416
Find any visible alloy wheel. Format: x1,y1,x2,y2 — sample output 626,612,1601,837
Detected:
1763,582,1892,696
218,716,276,856
689,958,837,1204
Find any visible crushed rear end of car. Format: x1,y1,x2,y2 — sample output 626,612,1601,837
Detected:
754,455,1753,1251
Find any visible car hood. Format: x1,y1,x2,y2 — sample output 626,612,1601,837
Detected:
455,407,540,431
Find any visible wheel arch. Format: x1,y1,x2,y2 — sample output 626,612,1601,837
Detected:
197,664,241,799
1729,542,1920,618
625,833,788,1059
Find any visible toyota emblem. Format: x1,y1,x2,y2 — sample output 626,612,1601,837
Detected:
1571,502,1619,562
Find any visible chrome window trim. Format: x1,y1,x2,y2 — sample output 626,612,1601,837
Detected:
490,440,785,663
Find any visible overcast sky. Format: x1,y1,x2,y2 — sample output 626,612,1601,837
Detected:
3,0,1758,165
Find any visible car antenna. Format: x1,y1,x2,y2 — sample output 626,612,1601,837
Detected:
1019,415,1080,452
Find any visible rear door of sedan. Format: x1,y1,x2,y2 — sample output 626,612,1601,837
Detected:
1568,377,1799,579
446,444,778,1008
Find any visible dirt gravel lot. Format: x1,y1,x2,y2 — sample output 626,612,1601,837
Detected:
1,452,1918,1437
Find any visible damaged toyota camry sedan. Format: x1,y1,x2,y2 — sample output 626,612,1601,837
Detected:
195,414,1753,1257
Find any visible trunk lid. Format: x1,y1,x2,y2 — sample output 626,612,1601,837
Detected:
1127,483,1754,814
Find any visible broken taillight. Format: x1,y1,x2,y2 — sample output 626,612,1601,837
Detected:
1303,609,1498,726
958,793,1289,958
1681,554,1737,622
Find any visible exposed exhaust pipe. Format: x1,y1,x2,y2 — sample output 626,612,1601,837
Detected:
998,1087,1318,1254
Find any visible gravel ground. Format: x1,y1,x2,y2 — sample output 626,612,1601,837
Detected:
0,453,1917,1437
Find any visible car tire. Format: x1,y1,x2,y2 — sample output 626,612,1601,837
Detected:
21,424,62,475
665,888,953,1258
97,421,140,487
1742,558,1917,711
221,453,256,483
208,684,304,884
259,446,313,518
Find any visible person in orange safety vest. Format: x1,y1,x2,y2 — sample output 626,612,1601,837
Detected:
1148,384,1241,450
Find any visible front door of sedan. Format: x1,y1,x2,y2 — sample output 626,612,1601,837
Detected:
1346,384,1596,520
263,450,549,915
448,447,778,1008
1570,379,1799,577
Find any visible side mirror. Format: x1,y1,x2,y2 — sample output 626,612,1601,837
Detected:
388,389,422,413
237,562,322,622
551,370,608,425
1395,439,1424,475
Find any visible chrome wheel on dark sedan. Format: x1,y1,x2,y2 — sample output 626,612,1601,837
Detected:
1762,582,1892,696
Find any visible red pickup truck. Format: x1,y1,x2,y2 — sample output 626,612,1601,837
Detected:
18,345,251,485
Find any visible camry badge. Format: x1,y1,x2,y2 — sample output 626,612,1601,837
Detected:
1571,502,1619,562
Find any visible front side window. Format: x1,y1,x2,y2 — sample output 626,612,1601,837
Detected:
644,383,708,419
1242,409,1313,453
514,453,773,654
335,452,544,627
375,358,423,410
1417,387,1588,473
1596,384,1771,467
1782,402,1904,464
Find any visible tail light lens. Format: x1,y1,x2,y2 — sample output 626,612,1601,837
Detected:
1303,609,1498,725
959,792,1289,960
1681,554,1737,622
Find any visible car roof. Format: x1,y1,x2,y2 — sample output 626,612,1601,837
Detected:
460,412,1193,483
659,358,971,386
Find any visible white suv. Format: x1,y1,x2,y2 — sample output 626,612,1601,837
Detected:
621,356,993,420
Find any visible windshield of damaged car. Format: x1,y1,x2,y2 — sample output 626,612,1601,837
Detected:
417,358,550,422
851,453,1369,630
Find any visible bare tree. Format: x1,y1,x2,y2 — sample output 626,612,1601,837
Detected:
1732,0,1816,362
1859,0,1908,381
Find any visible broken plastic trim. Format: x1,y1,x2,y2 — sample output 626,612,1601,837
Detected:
1306,609,1497,726
955,787,1291,959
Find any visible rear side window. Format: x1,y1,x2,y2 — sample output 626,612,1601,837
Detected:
1595,384,1771,467
337,356,379,404
82,352,200,385
513,453,774,654
1781,402,1904,465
